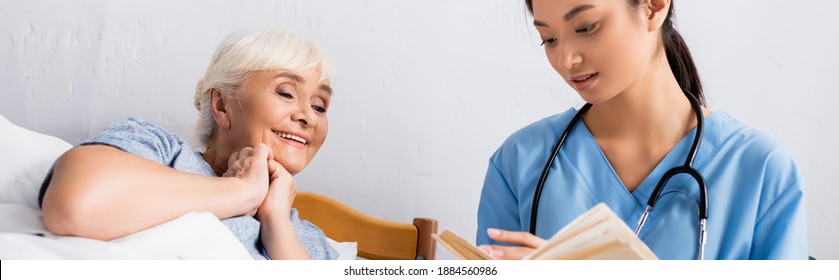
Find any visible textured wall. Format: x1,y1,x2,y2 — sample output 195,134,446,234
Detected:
1,0,837,259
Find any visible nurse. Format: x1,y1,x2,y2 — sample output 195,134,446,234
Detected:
476,0,808,259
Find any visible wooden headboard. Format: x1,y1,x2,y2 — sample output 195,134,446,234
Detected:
292,192,438,260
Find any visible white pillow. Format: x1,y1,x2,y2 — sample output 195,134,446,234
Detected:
0,115,73,209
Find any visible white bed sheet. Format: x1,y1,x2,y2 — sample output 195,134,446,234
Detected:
0,203,253,259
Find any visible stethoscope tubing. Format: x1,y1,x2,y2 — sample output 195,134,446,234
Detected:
529,103,591,234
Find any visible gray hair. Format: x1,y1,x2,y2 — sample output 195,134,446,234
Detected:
193,29,335,150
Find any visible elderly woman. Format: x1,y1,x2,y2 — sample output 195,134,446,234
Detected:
37,29,338,260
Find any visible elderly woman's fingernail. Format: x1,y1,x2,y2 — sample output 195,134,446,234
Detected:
491,250,504,259
487,228,501,237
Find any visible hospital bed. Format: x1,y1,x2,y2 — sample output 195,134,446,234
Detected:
0,114,437,260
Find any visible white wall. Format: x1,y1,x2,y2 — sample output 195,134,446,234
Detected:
1,0,836,259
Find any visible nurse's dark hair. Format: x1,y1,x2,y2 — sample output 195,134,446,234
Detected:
525,0,704,105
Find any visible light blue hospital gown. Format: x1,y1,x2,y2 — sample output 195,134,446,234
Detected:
477,108,808,259
38,117,338,260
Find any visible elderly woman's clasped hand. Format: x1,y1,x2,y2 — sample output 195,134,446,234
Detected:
223,143,297,221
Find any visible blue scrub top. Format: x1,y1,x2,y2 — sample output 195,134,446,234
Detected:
477,108,808,259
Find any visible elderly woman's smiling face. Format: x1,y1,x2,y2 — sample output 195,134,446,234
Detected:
226,68,331,175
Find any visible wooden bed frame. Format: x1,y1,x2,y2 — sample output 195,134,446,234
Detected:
292,192,438,260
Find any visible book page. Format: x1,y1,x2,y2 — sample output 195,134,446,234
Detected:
525,203,657,260
559,239,655,260
433,230,491,260
524,203,612,259
435,204,656,260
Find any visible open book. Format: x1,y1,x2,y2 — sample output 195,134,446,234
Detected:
434,203,658,260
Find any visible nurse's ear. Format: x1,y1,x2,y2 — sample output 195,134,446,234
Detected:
644,0,671,32
210,88,232,130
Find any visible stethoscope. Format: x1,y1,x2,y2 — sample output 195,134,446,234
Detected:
529,89,709,260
